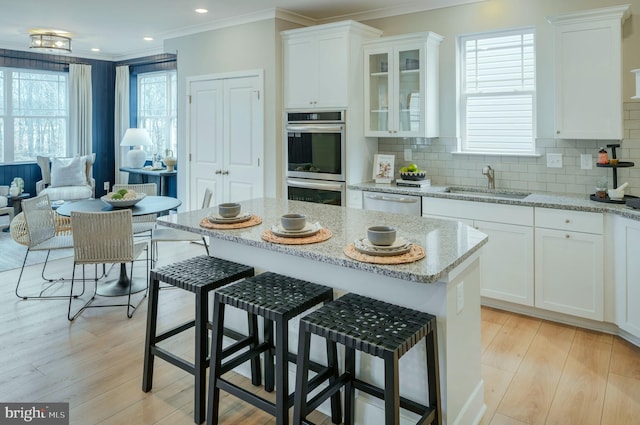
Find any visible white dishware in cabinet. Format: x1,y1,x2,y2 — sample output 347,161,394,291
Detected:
363,32,442,138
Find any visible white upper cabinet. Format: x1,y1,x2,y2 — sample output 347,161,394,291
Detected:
363,32,442,138
548,5,630,140
282,21,382,110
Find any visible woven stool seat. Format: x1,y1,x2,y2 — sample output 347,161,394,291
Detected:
143,255,255,424
151,255,253,292
208,272,341,425
215,272,335,320
301,292,436,358
293,293,441,425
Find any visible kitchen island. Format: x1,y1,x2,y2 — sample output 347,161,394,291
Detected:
157,198,488,425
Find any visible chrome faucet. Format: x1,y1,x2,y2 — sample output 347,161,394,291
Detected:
482,165,495,189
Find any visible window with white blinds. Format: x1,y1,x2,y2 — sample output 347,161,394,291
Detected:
459,28,536,154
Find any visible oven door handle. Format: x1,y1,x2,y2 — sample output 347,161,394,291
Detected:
288,179,343,191
286,124,344,133
364,194,419,204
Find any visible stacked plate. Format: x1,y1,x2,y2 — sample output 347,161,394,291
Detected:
271,222,322,238
354,237,412,257
208,211,252,224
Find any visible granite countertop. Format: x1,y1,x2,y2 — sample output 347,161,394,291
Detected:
157,197,488,284
349,181,640,221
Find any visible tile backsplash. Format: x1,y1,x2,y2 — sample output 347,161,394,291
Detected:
377,102,640,197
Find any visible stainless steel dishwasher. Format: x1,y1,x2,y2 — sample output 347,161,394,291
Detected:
362,191,422,216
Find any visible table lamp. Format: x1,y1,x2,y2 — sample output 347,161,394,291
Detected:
121,128,152,168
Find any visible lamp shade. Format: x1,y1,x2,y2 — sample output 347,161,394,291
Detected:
120,128,152,147
121,128,152,168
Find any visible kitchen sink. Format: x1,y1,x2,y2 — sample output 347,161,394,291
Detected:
446,188,531,200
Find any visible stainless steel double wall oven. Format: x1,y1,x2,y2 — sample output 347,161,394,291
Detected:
286,111,346,206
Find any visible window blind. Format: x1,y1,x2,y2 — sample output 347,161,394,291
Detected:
460,28,536,154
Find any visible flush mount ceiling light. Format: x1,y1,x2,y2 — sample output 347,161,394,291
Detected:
29,32,72,54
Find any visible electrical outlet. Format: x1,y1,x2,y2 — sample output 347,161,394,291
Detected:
103,181,109,191
546,153,563,168
404,149,412,161
580,154,593,170
456,281,464,314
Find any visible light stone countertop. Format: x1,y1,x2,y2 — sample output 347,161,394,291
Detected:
349,181,640,221
157,197,488,284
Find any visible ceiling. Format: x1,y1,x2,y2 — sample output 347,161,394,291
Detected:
0,0,482,61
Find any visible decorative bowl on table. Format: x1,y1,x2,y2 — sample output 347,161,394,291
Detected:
101,192,146,208
399,171,427,181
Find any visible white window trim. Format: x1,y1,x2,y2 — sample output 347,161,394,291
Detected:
457,27,537,156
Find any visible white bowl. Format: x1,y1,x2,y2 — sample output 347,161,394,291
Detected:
608,189,624,200
101,193,146,208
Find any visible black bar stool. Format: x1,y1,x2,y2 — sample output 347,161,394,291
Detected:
293,292,441,425
142,255,256,424
207,272,342,425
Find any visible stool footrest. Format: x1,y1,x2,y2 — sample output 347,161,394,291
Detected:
353,378,434,418
154,320,195,344
151,346,195,375
221,342,270,375
305,372,351,414
217,377,279,414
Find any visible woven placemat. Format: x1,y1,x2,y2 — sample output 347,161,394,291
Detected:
261,228,332,245
343,243,426,264
199,215,263,230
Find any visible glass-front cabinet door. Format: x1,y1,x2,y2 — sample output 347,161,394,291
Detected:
366,50,391,134
363,32,443,138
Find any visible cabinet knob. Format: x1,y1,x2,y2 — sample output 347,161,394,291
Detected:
565,234,570,239
222,170,229,175
565,219,570,224
215,170,222,174
556,130,560,134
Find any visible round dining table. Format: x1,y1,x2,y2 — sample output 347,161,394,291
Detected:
56,196,182,296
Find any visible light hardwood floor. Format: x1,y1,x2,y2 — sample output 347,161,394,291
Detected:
1,241,639,424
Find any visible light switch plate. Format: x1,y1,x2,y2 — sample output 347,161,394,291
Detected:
580,154,593,170
404,149,412,161
547,153,563,168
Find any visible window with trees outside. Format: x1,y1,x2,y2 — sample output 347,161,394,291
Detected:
0,68,68,163
459,27,536,155
137,70,177,160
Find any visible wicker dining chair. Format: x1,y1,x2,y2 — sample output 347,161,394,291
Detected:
68,209,149,320
112,183,158,238
151,188,213,266
14,194,77,300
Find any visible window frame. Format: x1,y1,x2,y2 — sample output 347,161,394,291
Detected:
0,67,69,164
458,27,537,156
136,69,177,160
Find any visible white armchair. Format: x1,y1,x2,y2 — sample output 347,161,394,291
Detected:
36,154,95,201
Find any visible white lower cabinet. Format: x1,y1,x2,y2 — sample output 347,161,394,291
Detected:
534,208,604,321
613,216,640,339
423,197,534,306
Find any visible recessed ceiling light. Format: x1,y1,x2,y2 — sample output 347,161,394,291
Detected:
144,36,154,41
195,8,208,14
91,48,100,52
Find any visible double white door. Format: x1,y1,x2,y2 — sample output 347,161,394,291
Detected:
187,73,263,210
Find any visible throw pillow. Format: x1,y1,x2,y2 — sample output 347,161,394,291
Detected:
37,156,51,185
50,156,87,188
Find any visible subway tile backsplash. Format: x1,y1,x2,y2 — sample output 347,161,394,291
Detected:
377,102,640,197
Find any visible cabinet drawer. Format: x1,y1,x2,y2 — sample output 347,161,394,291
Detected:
422,197,533,226
535,208,602,234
